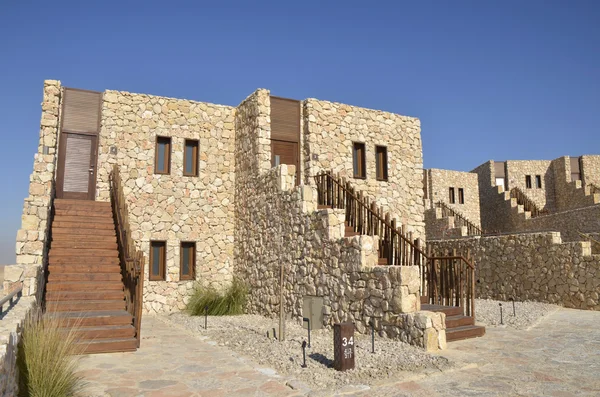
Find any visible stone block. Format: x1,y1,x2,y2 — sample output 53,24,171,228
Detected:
3,266,24,282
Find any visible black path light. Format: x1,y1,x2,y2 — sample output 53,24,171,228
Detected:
204,305,208,330
499,303,503,325
301,341,308,368
368,321,375,353
303,317,311,347
510,297,516,316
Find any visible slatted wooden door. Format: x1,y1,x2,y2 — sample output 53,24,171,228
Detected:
56,88,102,200
270,96,300,185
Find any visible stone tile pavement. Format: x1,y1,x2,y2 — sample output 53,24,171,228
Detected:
80,309,600,396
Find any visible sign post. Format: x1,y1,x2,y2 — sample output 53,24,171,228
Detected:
333,323,355,371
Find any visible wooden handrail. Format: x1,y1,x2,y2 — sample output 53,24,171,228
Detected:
109,165,145,348
589,183,600,196
314,170,477,317
435,201,482,236
0,282,23,317
510,187,544,218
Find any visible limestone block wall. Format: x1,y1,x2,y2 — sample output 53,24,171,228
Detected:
95,90,236,313
505,160,555,211
551,156,598,212
472,161,509,233
7,80,62,295
425,169,480,226
234,164,444,350
429,232,600,311
303,99,425,238
0,296,35,397
512,204,600,242
581,155,600,187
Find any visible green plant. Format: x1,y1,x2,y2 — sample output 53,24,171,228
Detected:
187,277,248,316
16,307,87,397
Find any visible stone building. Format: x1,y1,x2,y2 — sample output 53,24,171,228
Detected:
7,80,466,353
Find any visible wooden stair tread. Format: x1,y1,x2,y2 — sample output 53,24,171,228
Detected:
445,315,475,328
46,290,125,300
49,257,120,265
46,281,124,291
47,264,121,273
69,325,135,340
421,304,463,316
52,228,116,236
446,325,486,342
47,300,126,312
50,248,119,257
51,222,116,230
77,338,137,354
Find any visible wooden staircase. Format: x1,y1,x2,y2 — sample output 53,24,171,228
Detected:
45,199,138,354
421,298,485,342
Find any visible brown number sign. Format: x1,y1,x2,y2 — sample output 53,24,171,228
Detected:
333,323,355,371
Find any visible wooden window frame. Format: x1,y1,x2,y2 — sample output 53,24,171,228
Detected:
525,175,532,189
149,241,166,281
352,142,366,179
458,188,465,204
183,139,199,177
449,187,456,204
375,145,388,181
535,175,542,189
180,242,196,281
154,136,171,175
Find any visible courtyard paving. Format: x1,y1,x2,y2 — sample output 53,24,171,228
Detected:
79,308,600,397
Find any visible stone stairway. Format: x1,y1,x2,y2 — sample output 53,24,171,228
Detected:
421,298,485,342
45,199,137,354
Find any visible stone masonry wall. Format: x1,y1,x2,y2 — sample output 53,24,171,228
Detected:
95,90,236,313
505,160,555,211
303,99,425,238
551,156,598,212
429,232,600,311
581,155,600,187
235,165,445,350
7,80,62,296
472,161,508,233
512,204,600,242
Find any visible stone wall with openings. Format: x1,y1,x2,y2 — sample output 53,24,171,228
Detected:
505,160,555,211
429,232,600,311
95,90,236,313
235,163,445,351
302,99,425,238
7,80,62,295
581,155,600,187
424,168,480,240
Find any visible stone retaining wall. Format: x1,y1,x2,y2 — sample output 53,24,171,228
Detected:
236,164,445,350
429,232,600,310
0,296,35,397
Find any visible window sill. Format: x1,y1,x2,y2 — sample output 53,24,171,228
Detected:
353,175,367,180
376,178,389,182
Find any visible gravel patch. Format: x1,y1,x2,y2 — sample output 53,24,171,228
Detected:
475,298,560,329
160,313,452,391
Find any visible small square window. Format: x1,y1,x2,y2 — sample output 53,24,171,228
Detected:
525,175,532,189
449,187,455,204
352,142,366,179
535,175,542,189
149,241,166,281
180,242,195,281
155,137,171,174
375,145,388,181
458,188,465,204
184,139,199,177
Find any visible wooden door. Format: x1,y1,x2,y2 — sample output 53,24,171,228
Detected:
55,87,102,200
56,133,98,200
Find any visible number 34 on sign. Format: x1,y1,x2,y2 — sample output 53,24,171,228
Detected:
342,337,354,359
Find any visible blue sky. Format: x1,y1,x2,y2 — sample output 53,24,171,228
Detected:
0,0,598,263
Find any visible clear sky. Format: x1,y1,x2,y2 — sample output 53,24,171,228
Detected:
0,0,598,264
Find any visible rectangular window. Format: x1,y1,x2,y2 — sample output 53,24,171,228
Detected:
535,175,542,189
180,242,195,280
375,145,388,181
458,188,465,204
155,137,171,174
449,187,455,204
525,175,532,189
352,142,366,179
149,241,166,281
183,139,199,177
